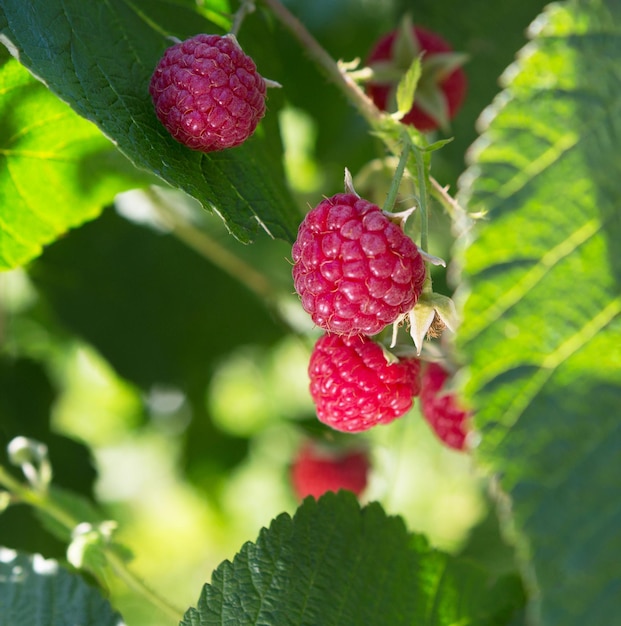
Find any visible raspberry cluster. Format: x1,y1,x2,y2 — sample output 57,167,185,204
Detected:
292,192,425,433
147,25,470,457
149,34,266,152
291,190,473,449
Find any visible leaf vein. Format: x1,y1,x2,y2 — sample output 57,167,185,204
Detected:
489,297,621,440
496,129,579,199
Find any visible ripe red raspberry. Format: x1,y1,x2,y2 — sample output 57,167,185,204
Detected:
420,362,470,450
149,34,267,152
292,193,425,336
291,442,370,500
365,25,467,132
309,333,421,433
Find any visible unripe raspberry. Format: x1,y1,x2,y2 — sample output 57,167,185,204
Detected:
291,442,370,500
420,362,470,450
292,193,426,336
149,34,266,152
309,333,421,433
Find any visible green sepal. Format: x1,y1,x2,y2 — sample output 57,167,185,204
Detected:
395,55,423,120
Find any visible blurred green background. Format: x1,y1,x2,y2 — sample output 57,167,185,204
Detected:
0,0,548,623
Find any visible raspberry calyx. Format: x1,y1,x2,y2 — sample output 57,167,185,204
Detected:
149,34,267,152
365,19,467,132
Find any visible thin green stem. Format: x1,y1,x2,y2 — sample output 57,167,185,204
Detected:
0,465,77,528
144,188,304,339
410,143,429,253
429,174,476,239
145,189,277,304
259,0,383,127
261,0,436,261
105,550,184,622
0,464,25,492
382,134,410,213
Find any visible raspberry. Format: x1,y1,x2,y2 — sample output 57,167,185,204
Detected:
292,193,426,336
365,25,467,132
420,362,470,450
149,34,267,152
291,442,370,500
309,333,421,433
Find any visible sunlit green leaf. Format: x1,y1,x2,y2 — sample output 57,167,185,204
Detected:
457,2,621,624
0,54,146,271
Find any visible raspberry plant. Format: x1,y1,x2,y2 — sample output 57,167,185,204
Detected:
0,1,620,626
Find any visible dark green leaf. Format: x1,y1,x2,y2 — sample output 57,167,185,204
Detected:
457,2,621,625
0,358,96,495
29,208,285,390
0,0,298,243
0,549,123,625
181,492,525,625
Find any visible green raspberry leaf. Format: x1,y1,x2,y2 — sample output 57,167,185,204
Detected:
0,0,299,248
0,549,124,625
181,492,525,626
0,53,148,271
457,1,621,625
